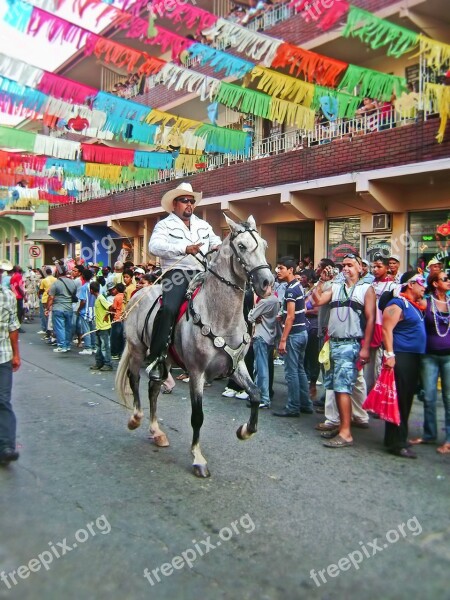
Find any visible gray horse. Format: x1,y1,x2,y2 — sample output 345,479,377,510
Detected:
115,215,274,477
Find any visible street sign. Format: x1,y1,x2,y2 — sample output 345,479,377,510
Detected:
29,245,41,258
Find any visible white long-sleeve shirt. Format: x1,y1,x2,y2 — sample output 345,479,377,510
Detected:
149,213,222,271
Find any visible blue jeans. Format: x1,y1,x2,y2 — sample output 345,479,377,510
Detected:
95,330,112,367
111,321,125,357
52,309,73,350
284,330,311,414
39,300,47,331
0,361,15,451
253,336,273,405
421,354,450,443
78,316,92,350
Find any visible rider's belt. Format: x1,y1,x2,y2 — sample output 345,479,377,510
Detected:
330,337,361,343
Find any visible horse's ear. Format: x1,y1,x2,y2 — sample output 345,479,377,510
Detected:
223,213,238,232
247,215,256,229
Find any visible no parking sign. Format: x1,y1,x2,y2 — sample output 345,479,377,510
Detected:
29,245,41,258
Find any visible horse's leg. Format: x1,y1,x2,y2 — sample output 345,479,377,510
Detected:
231,360,261,441
189,374,210,478
148,380,169,447
127,349,145,430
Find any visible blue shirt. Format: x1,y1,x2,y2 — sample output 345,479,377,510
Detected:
387,298,426,353
283,280,306,335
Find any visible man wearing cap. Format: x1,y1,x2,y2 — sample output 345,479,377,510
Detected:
46,261,78,353
0,259,21,466
427,257,444,276
388,255,402,283
147,182,222,380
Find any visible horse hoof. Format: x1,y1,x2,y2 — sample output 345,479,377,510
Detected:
193,464,210,478
153,434,170,447
236,424,254,441
128,416,141,430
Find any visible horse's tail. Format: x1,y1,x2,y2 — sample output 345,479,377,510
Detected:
115,343,134,410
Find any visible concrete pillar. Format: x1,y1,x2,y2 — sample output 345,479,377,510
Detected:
260,224,277,269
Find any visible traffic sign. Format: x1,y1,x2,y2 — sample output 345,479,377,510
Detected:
29,245,41,258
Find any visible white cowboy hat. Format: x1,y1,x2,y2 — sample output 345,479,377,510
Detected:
0,259,13,271
161,182,202,214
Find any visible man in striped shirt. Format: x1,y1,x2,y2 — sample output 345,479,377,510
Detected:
0,259,21,466
273,257,313,417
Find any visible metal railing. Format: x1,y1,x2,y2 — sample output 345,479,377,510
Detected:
246,3,294,33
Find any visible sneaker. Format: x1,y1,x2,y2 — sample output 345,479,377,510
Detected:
222,388,236,398
36,330,46,334
182,377,190,383
99,365,113,371
90,365,103,371
235,391,249,400
111,355,120,360
79,349,94,355
62,348,71,353
259,402,270,409
53,348,65,353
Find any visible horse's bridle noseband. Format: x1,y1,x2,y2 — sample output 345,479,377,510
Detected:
229,223,271,286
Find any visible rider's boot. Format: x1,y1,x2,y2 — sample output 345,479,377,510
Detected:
146,356,168,382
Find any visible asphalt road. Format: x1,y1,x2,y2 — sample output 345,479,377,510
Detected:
0,320,449,600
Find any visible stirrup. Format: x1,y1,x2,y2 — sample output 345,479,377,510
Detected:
145,358,168,382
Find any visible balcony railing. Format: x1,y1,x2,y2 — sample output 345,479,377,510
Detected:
246,3,294,33
49,105,436,206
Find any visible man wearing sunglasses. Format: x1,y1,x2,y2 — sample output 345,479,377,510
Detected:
312,254,376,448
147,182,221,381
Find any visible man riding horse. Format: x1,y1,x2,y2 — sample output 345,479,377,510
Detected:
147,182,222,381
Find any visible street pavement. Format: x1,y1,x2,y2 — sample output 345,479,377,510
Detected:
0,319,449,600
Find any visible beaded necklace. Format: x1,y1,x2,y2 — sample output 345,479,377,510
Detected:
336,281,357,322
430,295,450,338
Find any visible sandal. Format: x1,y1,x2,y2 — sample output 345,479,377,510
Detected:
436,443,450,455
176,373,189,380
409,437,436,445
323,435,353,448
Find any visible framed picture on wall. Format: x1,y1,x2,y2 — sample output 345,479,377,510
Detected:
327,217,360,263
364,236,391,261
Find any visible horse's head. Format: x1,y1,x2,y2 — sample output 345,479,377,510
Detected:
222,215,274,298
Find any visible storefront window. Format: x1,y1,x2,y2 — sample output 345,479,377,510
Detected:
409,210,450,272
327,217,360,263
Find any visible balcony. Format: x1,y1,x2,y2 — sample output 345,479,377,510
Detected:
49,112,449,226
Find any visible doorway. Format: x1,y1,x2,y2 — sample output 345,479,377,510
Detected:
277,222,315,263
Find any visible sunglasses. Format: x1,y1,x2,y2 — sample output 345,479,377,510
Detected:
176,197,196,205
410,277,425,286
439,276,449,282
343,253,362,263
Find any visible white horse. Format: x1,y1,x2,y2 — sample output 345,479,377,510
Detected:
115,215,274,477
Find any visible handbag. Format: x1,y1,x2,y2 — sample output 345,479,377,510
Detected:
362,365,400,425
60,279,78,303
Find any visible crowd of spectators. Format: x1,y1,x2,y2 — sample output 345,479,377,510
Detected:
9,251,449,460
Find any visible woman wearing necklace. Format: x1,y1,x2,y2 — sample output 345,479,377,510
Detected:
410,271,450,454
382,272,427,458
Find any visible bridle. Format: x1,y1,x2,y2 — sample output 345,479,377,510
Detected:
196,224,270,293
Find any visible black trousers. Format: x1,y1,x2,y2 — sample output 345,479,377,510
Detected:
384,352,421,451
148,269,197,362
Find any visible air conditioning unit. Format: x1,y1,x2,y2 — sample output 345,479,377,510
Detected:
372,214,391,231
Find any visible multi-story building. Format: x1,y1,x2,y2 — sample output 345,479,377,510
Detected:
1,0,449,271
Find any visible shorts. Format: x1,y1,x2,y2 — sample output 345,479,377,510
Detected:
324,339,360,394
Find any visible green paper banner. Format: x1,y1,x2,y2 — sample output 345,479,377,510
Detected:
343,6,419,58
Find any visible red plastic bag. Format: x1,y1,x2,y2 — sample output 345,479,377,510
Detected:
362,365,400,425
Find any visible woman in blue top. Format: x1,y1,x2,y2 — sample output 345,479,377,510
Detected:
382,272,427,458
